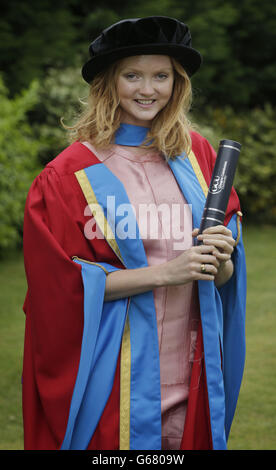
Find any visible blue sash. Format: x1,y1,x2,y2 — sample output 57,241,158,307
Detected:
169,157,246,447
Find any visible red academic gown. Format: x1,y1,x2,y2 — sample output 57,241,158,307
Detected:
22,131,240,450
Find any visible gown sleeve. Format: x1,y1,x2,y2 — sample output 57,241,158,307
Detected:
22,167,89,449
23,165,128,450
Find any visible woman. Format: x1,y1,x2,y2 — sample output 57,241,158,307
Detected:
22,16,246,451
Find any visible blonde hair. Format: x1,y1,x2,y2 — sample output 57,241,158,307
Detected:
63,57,193,159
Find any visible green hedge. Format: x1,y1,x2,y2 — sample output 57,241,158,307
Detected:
194,104,276,224
0,77,41,255
30,67,88,166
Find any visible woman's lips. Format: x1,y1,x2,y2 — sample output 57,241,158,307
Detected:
134,99,156,107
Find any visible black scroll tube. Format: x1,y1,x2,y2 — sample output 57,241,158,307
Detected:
197,139,241,245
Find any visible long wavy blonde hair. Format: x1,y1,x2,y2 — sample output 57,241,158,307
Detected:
63,57,193,159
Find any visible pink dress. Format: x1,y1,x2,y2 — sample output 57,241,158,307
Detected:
82,141,200,450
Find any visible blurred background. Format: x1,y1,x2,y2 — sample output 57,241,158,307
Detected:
0,0,275,450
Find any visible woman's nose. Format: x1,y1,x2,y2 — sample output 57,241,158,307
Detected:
138,79,155,96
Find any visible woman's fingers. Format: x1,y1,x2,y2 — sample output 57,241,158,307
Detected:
197,272,216,281
202,225,232,236
193,244,220,275
199,253,220,268
200,237,234,253
199,232,235,246
197,225,235,259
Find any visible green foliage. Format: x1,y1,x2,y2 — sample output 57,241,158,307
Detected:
126,0,181,17
82,8,121,41
0,77,41,254
30,67,89,165
177,0,276,107
194,104,276,223
0,0,78,96
1,0,276,108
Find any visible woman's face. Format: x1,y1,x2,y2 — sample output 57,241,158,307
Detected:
116,55,174,127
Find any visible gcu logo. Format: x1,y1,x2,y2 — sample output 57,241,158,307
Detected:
210,161,228,194
210,175,224,194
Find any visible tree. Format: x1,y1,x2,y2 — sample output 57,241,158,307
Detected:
0,0,78,95
0,77,41,253
1,0,276,107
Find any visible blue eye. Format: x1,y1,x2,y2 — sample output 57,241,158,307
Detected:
157,73,168,80
125,73,138,80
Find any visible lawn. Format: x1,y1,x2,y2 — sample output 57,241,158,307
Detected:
227,224,276,450
0,250,26,450
0,224,275,450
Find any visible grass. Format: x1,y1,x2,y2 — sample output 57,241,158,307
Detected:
0,251,26,450
227,224,276,450
0,224,275,450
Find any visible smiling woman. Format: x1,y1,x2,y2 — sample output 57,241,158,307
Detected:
116,55,174,127
63,54,193,159
22,16,246,452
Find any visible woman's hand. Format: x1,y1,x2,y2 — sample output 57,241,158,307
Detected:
104,243,219,301
194,225,235,262
194,225,235,286
162,243,220,286
104,225,235,301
